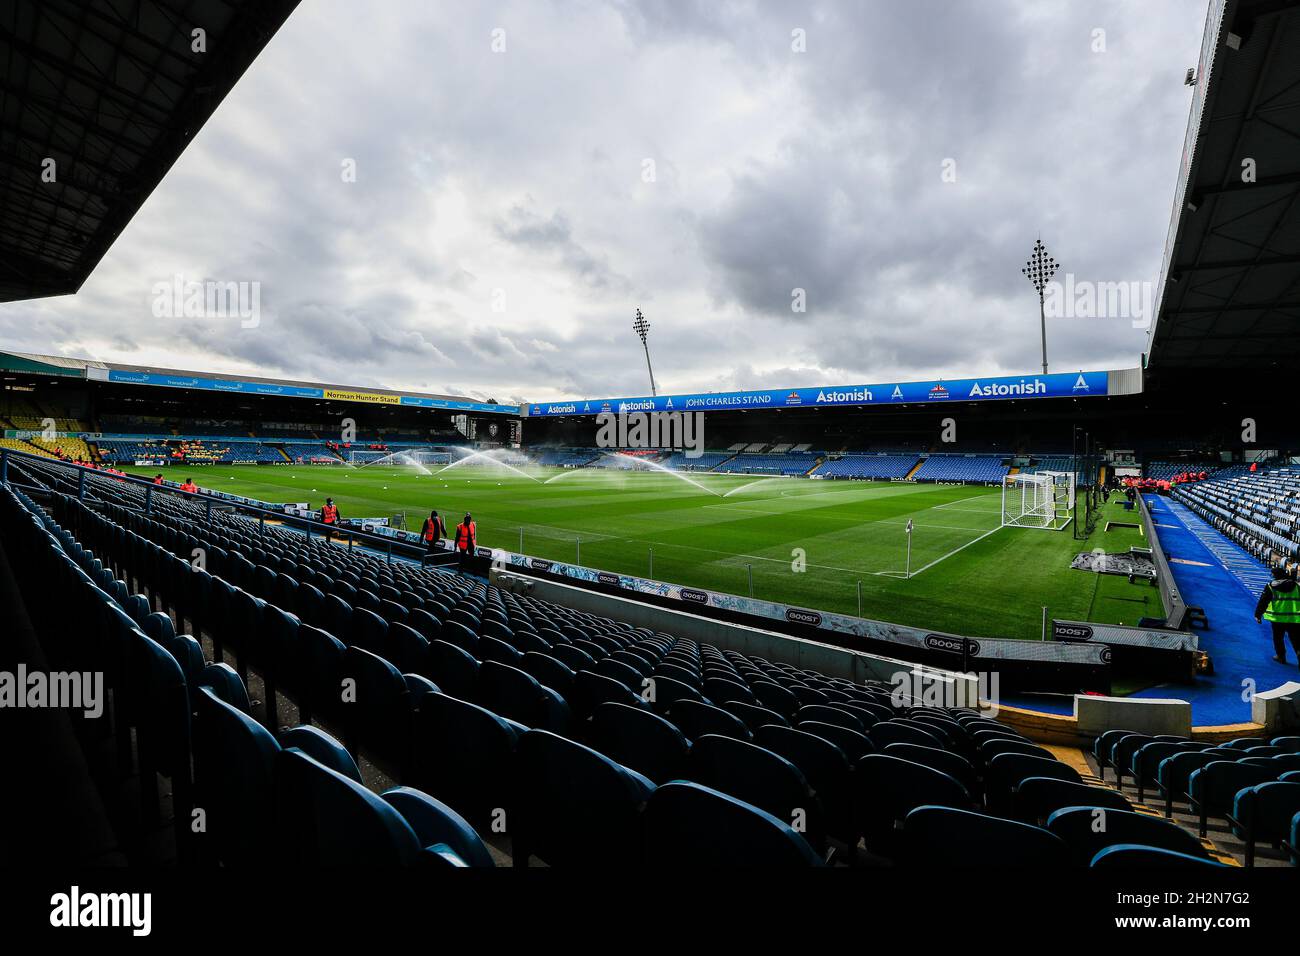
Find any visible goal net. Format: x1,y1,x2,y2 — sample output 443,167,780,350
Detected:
1002,471,1075,531
348,449,452,466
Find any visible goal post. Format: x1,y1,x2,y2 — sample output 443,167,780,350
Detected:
348,449,452,467
1002,471,1075,531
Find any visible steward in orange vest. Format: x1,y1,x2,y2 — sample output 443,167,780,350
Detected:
454,514,476,552
422,511,445,553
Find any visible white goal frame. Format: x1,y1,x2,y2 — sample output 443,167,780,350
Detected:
1001,471,1075,531
348,449,452,467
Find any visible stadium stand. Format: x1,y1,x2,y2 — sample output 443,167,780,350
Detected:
910,454,1010,484
661,451,734,471
4,450,1287,870
713,453,821,476
1175,468,1300,570
813,454,918,480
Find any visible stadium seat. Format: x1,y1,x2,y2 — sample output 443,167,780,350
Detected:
642,782,824,868
1045,806,1211,866
669,699,753,742
722,700,790,733
193,686,280,866
1011,777,1132,824
478,660,571,734
426,639,479,701
755,724,857,845
986,753,1080,814
588,702,691,784
798,721,873,765
511,730,655,867
869,721,942,750
1228,781,1300,865
278,725,362,783
687,734,825,853
1090,845,1229,868
274,749,423,865
1156,748,1236,817
409,692,523,829
882,743,978,797
1187,760,1281,836
903,806,1069,868
381,787,495,868
854,754,972,857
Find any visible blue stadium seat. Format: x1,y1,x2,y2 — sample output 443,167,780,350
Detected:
904,806,1069,867
274,749,422,865
381,787,495,868
193,686,279,866
986,752,1080,814
410,692,523,829
798,721,874,765
1090,844,1229,868
278,725,362,783
588,702,691,785
854,754,972,857
511,730,655,867
1011,777,1132,824
669,699,753,742
1046,806,1211,866
756,724,857,845
1228,781,1300,865
642,782,824,867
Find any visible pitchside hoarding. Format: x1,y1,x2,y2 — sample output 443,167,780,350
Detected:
526,370,1109,418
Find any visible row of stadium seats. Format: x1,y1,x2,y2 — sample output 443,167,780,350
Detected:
1145,460,1222,481
660,451,734,471
1093,729,1300,865
527,448,596,467
5,453,1281,867
713,453,821,476
911,455,1010,484
1176,468,1300,567
96,440,173,462
813,454,918,480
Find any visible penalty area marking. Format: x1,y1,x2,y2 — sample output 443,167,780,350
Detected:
872,525,1004,579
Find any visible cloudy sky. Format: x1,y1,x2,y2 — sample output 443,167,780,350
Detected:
2,0,1208,405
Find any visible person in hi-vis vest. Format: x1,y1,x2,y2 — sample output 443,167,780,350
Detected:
454,513,476,569
1256,564,1300,666
320,498,340,541
421,510,445,556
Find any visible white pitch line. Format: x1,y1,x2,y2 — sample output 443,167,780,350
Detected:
906,526,1003,577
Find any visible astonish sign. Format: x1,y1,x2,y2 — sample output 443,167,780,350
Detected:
527,370,1110,417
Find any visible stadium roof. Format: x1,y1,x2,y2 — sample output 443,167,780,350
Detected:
0,0,300,304
1149,0,1300,369
0,350,519,415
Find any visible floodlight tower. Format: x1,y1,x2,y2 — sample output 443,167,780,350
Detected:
1021,238,1060,375
633,308,657,396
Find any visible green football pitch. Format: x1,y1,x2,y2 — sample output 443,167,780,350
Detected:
123,463,1159,641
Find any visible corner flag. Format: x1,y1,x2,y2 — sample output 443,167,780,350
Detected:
906,519,913,534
